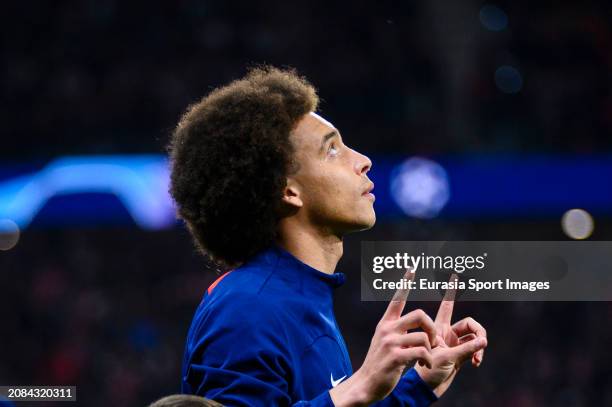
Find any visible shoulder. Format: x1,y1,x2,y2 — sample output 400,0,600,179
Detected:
195,266,291,334
207,265,273,296
185,270,294,364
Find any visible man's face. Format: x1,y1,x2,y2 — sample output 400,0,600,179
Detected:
286,112,375,235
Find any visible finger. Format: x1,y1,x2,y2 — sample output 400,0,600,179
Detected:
448,337,487,367
452,317,487,339
398,347,433,369
458,334,483,366
382,269,415,321
396,309,437,346
458,333,477,344
451,317,487,363
472,354,481,367
396,331,432,352
474,347,485,366
434,274,458,327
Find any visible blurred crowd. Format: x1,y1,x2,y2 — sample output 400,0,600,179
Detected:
0,229,207,406
2,0,611,159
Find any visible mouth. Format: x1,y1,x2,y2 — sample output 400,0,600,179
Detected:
362,182,375,200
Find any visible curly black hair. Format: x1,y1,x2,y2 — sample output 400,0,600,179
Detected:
168,66,319,267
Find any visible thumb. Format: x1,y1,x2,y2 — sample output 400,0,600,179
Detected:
449,337,487,367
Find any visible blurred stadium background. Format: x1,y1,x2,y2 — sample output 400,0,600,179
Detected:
1,0,611,406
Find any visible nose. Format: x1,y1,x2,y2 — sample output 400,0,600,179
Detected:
353,149,372,175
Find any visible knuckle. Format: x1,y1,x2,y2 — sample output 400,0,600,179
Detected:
412,309,426,320
468,317,487,335
377,322,391,335
381,334,394,348
376,319,386,331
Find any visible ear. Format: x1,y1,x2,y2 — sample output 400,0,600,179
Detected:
281,178,303,209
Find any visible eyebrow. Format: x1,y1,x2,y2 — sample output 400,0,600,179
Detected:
319,130,339,154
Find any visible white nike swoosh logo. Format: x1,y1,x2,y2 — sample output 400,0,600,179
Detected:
330,373,347,388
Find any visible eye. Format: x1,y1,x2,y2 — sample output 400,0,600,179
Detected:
328,142,339,156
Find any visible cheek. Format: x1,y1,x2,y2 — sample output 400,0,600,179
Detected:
306,176,342,204
319,176,360,213
299,162,358,207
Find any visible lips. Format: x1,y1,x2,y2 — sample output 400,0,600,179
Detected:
362,182,375,195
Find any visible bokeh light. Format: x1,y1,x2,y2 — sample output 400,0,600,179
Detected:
561,209,594,240
479,5,508,31
495,65,523,94
390,157,450,219
0,219,20,250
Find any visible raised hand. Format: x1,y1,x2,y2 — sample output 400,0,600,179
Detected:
330,270,438,406
415,275,488,397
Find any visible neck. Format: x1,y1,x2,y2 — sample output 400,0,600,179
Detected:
276,219,343,275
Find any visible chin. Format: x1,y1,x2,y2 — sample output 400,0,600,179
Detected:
324,206,376,234
352,210,377,232
362,216,377,230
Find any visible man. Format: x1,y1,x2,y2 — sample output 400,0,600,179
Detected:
169,66,487,406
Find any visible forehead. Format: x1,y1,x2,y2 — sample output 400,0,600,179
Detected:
291,112,337,151
308,112,335,129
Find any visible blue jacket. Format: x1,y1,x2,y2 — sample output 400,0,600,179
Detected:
182,245,437,406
